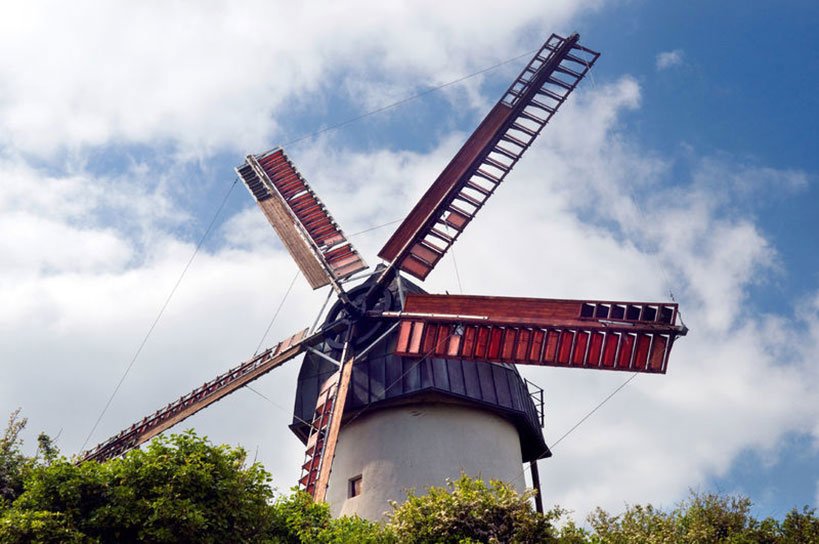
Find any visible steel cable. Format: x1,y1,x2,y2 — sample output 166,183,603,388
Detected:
81,178,240,451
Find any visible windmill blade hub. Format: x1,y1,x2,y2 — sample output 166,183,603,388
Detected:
324,278,396,350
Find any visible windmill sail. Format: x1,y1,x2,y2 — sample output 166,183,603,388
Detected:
386,294,686,374
237,148,367,290
81,328,315,462
378,34,599,281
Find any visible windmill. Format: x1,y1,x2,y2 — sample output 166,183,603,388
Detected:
81,33,687,519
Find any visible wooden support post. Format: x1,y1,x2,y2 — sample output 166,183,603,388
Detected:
530,460,543,514
313,330,356,503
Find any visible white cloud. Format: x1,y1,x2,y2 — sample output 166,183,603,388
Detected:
0,0,602,157
656,49,684,70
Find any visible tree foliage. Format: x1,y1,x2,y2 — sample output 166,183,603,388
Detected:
578,492,819,544
388,475,557,543
267,490,389,544
0,410,29,509
2,429,278,543
0,414,387,544
1,411,816,543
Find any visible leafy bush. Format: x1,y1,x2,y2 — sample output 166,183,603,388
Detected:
388,475,557,543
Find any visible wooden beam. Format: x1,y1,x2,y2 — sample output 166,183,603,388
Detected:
530,460,543,514
257,197,330,289
80,327,323,463
312,336,356,503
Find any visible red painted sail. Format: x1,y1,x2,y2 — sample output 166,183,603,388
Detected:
389,294,686,374
237,148,367,289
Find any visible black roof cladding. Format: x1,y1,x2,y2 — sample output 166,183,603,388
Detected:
290,275,550,462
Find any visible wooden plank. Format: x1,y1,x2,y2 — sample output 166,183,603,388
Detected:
396,321,412,353
616,334,635,369
572,331,588,366
633,334,652,371
588,332,604,366
502,329,517,360
447,334,461,357
544,331,559,362
529,330,545,362
312,343,355,503
257,192,330,289
394,323,679,374
515,329,531,361
602,333,619,367
557,331,573,364
462,326,477,357
648,335,668,372
488,328,503,359
409,322,424,353
401,293,681,331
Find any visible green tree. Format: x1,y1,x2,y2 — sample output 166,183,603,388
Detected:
0,510,89,544
269,490,391,544
582,492,819,544
780,506,819,544
3,431,278,543
1,410,62,513
0,423,391,544
387,474,558,544
674,492,756,542
587,503,676,544
0,410,30,510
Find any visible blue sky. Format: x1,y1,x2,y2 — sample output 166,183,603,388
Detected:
586,2,819,316
1,1,817,520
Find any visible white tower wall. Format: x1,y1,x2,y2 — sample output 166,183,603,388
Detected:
326,402,525,520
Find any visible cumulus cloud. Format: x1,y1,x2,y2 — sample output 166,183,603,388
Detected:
656,49,684,70
0,0,601,157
